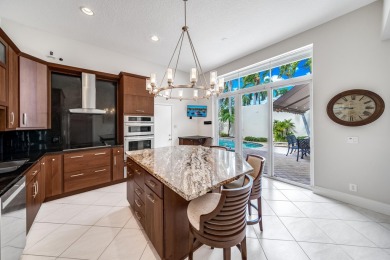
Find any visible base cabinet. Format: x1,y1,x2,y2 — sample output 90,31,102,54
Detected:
45,154,63,198
144,185,163,257
26,159,45,232
112,147,124,181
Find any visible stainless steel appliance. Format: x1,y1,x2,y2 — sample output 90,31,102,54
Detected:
123,116,154,159
1,177,26,259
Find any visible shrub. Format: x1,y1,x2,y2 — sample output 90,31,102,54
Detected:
219,132,229,137
244,136,267,142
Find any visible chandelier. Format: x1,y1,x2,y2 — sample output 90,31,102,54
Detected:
146,0,224,101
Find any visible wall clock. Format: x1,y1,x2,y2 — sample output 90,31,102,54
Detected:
327,89,385,126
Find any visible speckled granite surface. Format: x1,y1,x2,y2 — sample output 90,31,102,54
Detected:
126,145,253,201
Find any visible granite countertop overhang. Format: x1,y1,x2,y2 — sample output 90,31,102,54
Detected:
126,145,253,201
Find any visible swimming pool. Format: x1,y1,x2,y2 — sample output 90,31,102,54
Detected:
219,139,263,150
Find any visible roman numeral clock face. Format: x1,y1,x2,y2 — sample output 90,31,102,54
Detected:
327,90,385,126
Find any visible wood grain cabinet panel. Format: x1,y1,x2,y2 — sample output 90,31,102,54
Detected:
112,147,124,181
145,185,164,257
7,47,18,129
19,56,48,129
123,95,154,115
123,76,149,96
0,37,7,107
26,160,45,233
64,165,111,193
45,154,63,198
64,148,110,173
127,159,135,209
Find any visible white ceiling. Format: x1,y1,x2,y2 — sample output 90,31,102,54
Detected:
0,0,377,72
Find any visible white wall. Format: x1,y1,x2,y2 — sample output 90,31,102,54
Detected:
210,1,390,205
0,18,212,142
383,0,390,39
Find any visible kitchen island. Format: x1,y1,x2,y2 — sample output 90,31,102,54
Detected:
126,145,252,260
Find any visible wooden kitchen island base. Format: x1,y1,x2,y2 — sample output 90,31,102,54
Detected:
127,158,191,259
126,146,252,260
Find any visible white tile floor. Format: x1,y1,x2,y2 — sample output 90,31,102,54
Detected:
21,178,390,260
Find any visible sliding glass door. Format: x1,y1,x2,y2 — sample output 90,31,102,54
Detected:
218,97,236,150
241,90,269,175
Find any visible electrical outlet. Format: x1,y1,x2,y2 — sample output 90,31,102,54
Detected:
347,137,359,144
349,184,358,192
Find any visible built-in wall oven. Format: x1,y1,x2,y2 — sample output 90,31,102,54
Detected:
123,116,154,159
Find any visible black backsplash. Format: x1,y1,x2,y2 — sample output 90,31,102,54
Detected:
0,73,117,161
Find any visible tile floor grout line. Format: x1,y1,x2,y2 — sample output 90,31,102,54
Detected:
25,222,65,251
56,224,94,258
95,226,124,260
138,242,150,260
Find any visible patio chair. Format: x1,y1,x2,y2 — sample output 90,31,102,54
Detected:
286,135,298,156
297,138,310,161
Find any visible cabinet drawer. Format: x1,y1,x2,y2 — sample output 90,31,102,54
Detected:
145,174,163,198
26,162,41,184
134,193,145,216
64,148,111,172
64,165,111,193
133,164,145,187
134,182,145,203
134,208,145,229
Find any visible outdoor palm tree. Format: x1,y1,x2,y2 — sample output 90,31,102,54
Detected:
219,103,235,136
273,119,296,142
279,61,299,78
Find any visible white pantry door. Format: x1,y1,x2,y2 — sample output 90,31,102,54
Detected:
154,104,172,148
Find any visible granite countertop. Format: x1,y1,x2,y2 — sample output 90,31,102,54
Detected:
178,136,212,140
126,145,253,201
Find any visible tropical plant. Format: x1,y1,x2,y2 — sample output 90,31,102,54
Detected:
273,119,296,142
244,136,268,142
219,98,235,136
279,61,299,79
303,58,312,73
219,132,229,137
260,70,270,83
273,87,290,98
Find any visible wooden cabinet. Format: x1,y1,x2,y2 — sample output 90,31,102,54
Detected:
112,147,124,181
0,37,7,107
19,56,48,129
26,159,45,232
144,185,163,256
120,74,154,116
6,47,18,129
45,154,63,198
179,136,212,146
63,148,111,193
127,159,164,257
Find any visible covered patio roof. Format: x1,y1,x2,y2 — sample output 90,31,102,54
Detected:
273,84,310,114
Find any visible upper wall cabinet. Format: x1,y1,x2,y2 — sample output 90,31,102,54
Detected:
0,37,8,107
19,56,48,129
7,47,19,129
120,74,154,116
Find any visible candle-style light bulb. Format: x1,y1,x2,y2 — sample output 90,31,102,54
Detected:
146,79,152,91
210,71,217,85
150,73,157,86
167,68,173,84
218,77,225,92
190,68,197,83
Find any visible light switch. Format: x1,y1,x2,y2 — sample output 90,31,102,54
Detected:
347,137,359,144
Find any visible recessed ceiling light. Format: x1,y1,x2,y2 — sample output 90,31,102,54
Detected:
151,35,159,42
81,7,94,16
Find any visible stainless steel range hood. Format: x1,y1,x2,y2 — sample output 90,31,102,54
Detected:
69,73,106,114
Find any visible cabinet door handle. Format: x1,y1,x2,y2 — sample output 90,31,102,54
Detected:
136,110,145,113
114,156,117,166
32,182,37,198
135,198,142,208
147,180,156,188
94,152,106,155
22,113,27,126
10,112,14,126
135,188,142,196
147,194,155,204
31,170,38,177
94,169,106,173
70,155,83,159
134,169,141,175
36,181,39,196
70,173,84,178
135,211,141,220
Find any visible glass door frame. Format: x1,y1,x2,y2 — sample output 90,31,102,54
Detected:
213,74,314,188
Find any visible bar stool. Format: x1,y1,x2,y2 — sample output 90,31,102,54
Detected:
187,175,253,260
224,154,265,231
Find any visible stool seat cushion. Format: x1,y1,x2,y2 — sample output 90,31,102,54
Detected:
223,176,245,189
187,193,221,231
